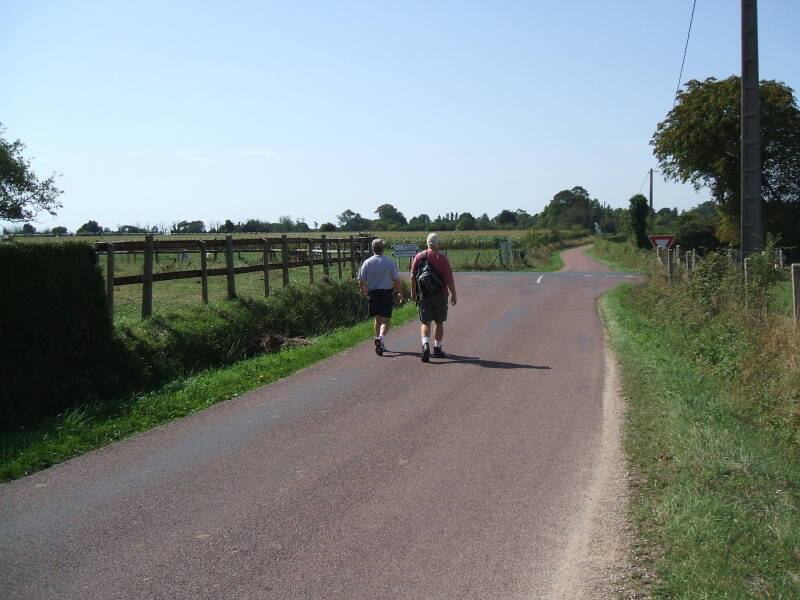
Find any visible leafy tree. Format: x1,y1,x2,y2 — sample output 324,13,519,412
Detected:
51,226,68,235
0,123,63,222
22,223,36,234
336,209,372,231
375,203,407,226
222,219,237,233
494,209,517,228
456,212,477,230
476,213,494,230
77,220,102,234
171,220,205,234
407,213,431,230
652,76,800,246
540,186,601,230
319,222,336,232
629,194,650,248
675,209,721,251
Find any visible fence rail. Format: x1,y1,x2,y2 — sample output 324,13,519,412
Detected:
98,234,373,320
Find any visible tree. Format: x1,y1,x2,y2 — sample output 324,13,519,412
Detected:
407,213,431,230
476,213,493,230
494,209,517,228
52,226,68,235
22,223,36,234
336,209,371,231
456,212,477,230
629,194,650,248
77,220,102,234
319,222,336,232
171,220,205,234
0,124,63,222
375,204,407,226
652,76,800,246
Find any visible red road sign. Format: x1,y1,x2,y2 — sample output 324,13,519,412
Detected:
648,235,675,250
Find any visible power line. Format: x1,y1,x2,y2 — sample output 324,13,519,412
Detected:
673,0,698,108
635,170,649,197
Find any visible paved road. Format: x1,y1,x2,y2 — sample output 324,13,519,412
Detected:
1,245,636,599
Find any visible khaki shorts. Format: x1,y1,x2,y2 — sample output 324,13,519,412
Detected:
418,293,448,323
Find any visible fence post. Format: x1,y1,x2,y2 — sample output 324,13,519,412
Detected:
281,235,289,286
321,234,330,277
666,248,673,283
199,240,209,304
106,243,115,322
262,238,271,297
225,234,236,299
142,234,154,318
336,239,343,279
307,238,315,283
349,235,356,278
778,248,785,269
792,264,800,325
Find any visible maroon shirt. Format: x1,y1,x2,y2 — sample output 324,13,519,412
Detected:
411,249,454,295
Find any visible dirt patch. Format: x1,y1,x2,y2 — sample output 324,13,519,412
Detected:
547,334,635,599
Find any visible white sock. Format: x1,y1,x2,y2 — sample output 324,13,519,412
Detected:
434,340,442,348
422,336,430,345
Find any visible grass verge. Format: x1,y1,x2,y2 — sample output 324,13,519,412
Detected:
600,285,800,599
587,238,653,273
0,302,417,482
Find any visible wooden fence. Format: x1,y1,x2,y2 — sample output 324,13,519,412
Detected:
96,234,373,320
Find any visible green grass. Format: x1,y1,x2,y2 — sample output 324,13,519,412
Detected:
0,302,417,481
587,238,654,273
601,285,800,599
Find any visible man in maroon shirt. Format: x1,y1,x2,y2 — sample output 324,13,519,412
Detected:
410,233,457,362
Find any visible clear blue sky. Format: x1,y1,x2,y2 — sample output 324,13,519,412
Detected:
2,0,799,232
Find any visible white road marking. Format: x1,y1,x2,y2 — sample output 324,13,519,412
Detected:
536,275,543,284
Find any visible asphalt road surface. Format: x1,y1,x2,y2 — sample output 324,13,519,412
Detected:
1,245,637,599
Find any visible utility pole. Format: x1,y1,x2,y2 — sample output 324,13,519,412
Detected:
741,0,763,257
649,168,654,229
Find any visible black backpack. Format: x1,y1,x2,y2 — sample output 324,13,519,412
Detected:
415,250,444,299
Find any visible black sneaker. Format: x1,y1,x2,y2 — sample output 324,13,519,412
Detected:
421,342,430,362
374,338,384,356
433,346,445,358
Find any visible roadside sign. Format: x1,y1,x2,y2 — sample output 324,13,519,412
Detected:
392,243,419,258
648,235,676,250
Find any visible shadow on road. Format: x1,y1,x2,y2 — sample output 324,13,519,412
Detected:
382,351,550,370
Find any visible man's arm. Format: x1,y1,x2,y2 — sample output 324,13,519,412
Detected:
392,278,404,303
443,258,457,305
358,279,367,296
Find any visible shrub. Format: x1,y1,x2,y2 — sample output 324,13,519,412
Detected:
0,242,114,430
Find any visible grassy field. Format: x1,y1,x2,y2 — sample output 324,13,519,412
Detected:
53,230,591,322
593,237,800,598
0,302,418,481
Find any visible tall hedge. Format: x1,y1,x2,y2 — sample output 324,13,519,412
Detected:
0,242,114,430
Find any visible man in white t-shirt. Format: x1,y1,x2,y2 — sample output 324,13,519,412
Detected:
358,238,404,356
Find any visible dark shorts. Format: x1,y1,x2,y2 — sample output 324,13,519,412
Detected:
368,289,394,318
418,293,448,323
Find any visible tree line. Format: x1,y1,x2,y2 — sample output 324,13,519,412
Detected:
4,74,799,250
